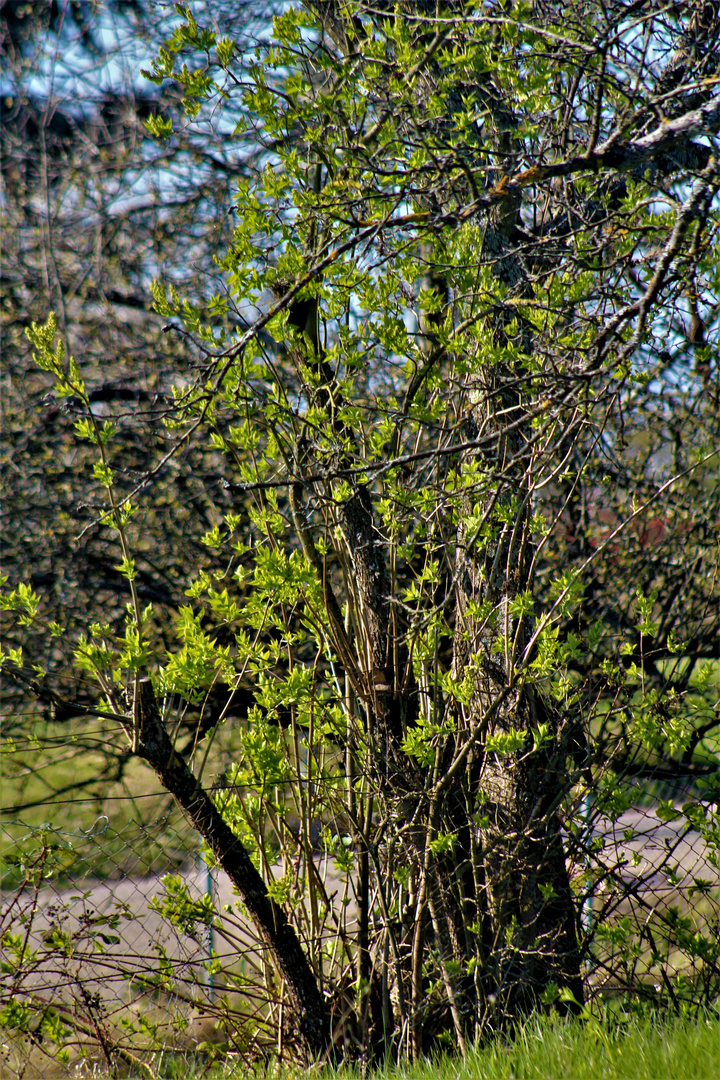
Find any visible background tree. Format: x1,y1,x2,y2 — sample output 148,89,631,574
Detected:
2,0,720,1067
0,0,283,806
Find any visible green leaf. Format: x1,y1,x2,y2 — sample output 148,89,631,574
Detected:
143,113,173,140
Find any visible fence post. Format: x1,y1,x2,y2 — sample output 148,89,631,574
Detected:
582,792,594,943
198,845,215,1004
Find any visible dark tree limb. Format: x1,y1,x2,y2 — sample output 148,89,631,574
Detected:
128,678,331,1063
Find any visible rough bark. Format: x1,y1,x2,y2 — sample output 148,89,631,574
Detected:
447,55,584,1016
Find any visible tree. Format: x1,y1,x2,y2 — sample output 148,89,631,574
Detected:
3,0,720,1066
0,0,283,800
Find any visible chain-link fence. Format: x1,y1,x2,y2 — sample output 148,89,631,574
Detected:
0,806,271,1079
2,767,720,1078
575,769,720,1007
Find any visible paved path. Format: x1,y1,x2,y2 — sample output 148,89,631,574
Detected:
2,808,717,1003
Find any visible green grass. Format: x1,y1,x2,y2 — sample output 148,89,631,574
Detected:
217,1013,720,1080
0,721,189,885
4,1010,720,1079
376,1014,720,1080
0,711,239,883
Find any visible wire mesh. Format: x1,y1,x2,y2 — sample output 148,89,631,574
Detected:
1,764,720,1077
0,808,265,1079
577,769,720,1007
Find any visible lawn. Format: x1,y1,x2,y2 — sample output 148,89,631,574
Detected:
0,709,241,883
249,1013,720,1080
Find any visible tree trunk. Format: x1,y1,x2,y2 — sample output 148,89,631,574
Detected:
453,351,583,1019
